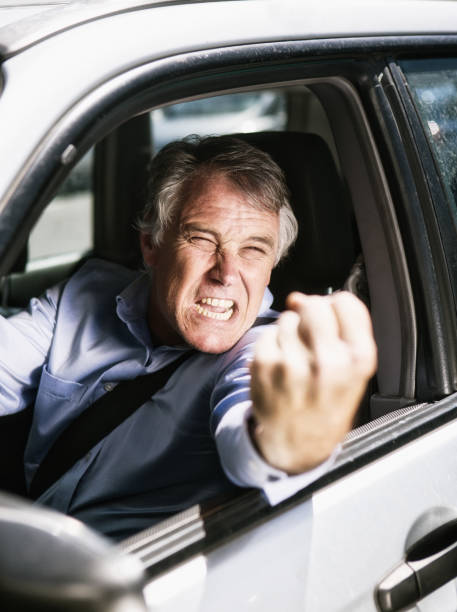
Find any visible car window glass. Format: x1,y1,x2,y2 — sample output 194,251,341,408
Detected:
401,58,457,209
27,149,94,270
149,87,339,168
161,92,275,116
150,90,287,151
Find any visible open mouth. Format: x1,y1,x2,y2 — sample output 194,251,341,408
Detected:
194,297,234,321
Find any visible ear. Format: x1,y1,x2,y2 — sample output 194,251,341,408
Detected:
140,232,158,267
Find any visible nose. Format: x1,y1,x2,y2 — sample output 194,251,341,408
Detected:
209,249,238,286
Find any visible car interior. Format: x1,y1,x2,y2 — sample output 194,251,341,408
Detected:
3,87,361,316
0,80,418,527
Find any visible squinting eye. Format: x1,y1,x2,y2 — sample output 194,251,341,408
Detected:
189,236,216,251
241,246,267,259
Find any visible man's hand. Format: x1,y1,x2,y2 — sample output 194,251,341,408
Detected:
249,291,377,474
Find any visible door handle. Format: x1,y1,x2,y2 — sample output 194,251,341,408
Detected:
376,507,457,611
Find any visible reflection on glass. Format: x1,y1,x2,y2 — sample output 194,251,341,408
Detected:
28,149,93,264
150,90,287,151
402,58,457,207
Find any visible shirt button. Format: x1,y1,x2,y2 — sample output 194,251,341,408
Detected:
104,382,114,392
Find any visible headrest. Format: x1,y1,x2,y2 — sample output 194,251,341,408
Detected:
232,131,357,309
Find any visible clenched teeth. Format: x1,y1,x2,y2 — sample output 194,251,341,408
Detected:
195,304,234,320
201,297,234,308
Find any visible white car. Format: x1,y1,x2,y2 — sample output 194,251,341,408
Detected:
2,1,457,610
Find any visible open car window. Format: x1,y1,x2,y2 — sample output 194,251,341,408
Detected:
3,75,407,446
4,75,413,482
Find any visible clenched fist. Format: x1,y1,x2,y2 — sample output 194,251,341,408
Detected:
249,291,377,474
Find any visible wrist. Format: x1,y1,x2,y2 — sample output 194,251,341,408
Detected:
249,414,334,475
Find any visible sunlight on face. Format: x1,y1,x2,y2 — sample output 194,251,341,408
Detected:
141,174,279,353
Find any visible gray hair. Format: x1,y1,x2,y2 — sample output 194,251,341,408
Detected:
137,135,298,264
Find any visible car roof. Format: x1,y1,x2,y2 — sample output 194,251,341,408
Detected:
0,0,176,56
2,0,457,59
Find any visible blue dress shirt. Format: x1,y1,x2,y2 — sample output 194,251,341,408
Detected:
0,259,335,540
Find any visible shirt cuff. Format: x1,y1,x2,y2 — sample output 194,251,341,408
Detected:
214,400,340,506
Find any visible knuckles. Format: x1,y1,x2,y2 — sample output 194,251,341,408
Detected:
252,289,377,395
251,354,310,388
252,338,377,386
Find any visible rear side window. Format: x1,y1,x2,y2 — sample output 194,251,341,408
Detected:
401,58,457,209
150,90,287,152
27,150,93,270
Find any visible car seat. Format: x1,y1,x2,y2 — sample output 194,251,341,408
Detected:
231,131,358,310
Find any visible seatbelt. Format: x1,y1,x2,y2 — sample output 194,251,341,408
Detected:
29,315,276,499
29,350,194,499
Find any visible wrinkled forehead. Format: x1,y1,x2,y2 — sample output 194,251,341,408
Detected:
180,169,277,217
179,173,278,231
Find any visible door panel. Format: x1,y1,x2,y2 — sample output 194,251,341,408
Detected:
144,400,457,611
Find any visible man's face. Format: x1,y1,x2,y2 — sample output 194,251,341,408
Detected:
141,173,279,353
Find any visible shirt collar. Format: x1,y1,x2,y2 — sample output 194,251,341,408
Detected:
259,286,274,314
116,271,149,322
116,272,153,355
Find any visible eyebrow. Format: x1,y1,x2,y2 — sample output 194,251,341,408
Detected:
182,223,276,251
181,223,218,238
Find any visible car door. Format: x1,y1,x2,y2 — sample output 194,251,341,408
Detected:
121,55,457,612
2,4,457,612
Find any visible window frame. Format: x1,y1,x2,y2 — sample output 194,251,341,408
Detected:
2,49,415,395
376,57,457,399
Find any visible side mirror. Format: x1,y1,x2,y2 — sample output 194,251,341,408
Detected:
0,492,147,611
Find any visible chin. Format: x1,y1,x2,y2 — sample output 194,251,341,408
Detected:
187,332,240,355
